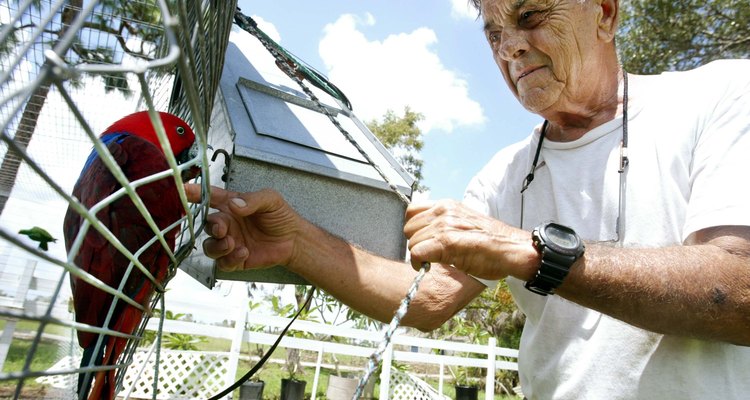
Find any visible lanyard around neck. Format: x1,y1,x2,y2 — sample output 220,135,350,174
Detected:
519,72,630,231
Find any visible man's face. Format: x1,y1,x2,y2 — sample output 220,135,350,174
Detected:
481,0,605,114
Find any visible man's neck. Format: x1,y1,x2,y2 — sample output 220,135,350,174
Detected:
542,67,624,142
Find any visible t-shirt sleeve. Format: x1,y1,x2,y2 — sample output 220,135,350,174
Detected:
683,60,750,240
463,166,498,289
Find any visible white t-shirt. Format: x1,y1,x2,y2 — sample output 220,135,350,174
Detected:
463,59,750,400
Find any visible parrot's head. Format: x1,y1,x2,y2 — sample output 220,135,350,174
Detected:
103,111,200,180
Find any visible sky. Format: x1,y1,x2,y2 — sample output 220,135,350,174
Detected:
237,0,542,201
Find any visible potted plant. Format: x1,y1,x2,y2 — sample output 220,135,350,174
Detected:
238,300,268,400
240,377,265,400
280,352,307,400
272,287,316,400
450,365,481,400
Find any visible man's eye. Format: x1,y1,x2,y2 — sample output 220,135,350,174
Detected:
519,10,544,28
488,31,502,43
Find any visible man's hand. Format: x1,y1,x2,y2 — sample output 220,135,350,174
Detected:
403,199,539,281
185,184,301,272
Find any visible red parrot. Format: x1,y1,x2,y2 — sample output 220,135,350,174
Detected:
63,111,196,400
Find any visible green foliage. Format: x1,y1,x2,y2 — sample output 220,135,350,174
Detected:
140,309,205,350
162,332,206,351
617,0,750,74
2,0,168,95
268,286,322,380
431,281,523,391
366,106,427,191
450,365,482,388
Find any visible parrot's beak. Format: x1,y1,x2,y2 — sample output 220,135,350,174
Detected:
176,143,202,182
181,165,202,182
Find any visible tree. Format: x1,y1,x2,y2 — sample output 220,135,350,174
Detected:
366,106,427,192
429,280,523,394
0,0,166,214
617,0,750,74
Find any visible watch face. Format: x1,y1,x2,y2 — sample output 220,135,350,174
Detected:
544,224,580,251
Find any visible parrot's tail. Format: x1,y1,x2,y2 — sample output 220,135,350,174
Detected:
88,304,145,400
77,343,104,399
87,333,124,400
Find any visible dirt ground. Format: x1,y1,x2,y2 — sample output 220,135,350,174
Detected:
0,385,72,400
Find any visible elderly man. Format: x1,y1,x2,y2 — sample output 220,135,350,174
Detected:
188,0,750,398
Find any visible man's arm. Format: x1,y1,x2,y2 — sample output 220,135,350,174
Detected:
186,184,486,331
404,200,750,345
559,225,750,345
288,219,486,330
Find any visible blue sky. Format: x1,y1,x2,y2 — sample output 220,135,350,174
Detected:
237,0,543,200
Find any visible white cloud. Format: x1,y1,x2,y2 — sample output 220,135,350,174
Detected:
318,14,485,134
251,15,282,43
451,0,479,20
228,19,284,80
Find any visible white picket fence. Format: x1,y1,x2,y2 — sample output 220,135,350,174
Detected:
5,272,520,400
36,305,520,399
107,295,521,400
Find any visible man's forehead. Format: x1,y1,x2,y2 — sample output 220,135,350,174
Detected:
482,0,569,28
482,0,529,28
482,0,528,16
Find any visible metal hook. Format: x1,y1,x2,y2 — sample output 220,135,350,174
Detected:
211,148,232,182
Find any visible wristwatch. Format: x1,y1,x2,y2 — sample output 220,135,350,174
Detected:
525,221,585,296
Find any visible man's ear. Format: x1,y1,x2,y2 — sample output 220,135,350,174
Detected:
597,0,619,42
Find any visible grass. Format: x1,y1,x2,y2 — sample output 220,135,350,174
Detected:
1,337,61,375
0,337,63,399
0,319,72,338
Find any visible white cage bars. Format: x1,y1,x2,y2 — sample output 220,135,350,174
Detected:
0,0,235,398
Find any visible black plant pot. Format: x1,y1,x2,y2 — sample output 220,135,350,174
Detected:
281,378,307,400
239,380,265,400
454,385,479,400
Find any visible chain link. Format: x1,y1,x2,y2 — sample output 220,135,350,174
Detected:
234,10,432,399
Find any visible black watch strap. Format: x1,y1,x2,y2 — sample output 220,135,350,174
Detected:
524,248,575,296
525,222,584,296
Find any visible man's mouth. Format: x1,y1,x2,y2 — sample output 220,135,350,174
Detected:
517,66,543,82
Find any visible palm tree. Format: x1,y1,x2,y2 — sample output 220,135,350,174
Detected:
0,0,165,214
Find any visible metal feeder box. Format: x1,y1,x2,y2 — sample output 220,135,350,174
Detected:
183,27,415,287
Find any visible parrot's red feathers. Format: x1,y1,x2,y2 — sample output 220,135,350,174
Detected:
102,111,196,157
63,111,196,400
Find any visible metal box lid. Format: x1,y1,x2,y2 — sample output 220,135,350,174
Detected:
219,27,415,194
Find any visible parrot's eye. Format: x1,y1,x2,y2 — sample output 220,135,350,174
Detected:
176,126,186,136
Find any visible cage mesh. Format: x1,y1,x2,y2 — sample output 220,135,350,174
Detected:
0,0,236,398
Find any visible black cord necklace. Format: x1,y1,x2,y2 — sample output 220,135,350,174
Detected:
520,72,630,232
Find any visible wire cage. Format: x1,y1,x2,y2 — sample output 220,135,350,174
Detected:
0,0,235,399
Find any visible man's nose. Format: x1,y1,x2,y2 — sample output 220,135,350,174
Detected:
498,29,528,61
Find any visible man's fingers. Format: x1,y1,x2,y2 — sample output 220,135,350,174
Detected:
185,184,240,212
202,234,234,258
216,246,250,272
185,185,287,222
204,212,232,239
405,201,436,221
185,183,202,203
227,188,285,217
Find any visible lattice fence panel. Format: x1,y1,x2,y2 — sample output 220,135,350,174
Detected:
389,369,450,400
36,348,231,399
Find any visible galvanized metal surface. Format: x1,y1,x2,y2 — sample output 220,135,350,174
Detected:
196,27,416,285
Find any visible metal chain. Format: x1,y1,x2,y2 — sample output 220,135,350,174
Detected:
234,11,431,399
